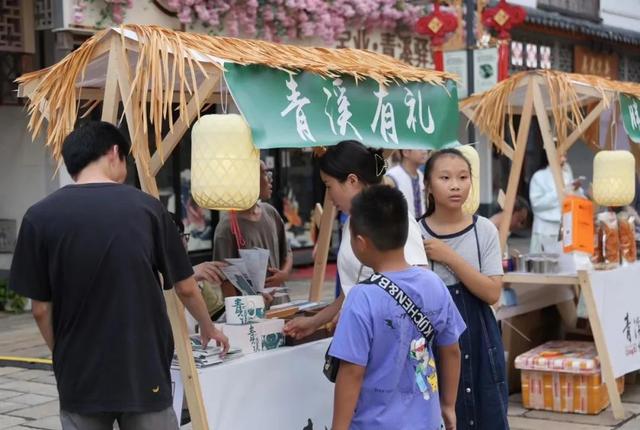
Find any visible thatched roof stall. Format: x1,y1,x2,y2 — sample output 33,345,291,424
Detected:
460,70,640,249
17,25,459,430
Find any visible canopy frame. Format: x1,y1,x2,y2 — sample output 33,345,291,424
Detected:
461,70,640,421
17,25,458,430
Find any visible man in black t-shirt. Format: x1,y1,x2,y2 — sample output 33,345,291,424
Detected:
9,121,228,430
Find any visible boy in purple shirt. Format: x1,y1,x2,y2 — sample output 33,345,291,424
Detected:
329,185,466,430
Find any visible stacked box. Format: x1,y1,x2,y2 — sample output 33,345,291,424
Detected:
515,341,624,415
221,319,285,355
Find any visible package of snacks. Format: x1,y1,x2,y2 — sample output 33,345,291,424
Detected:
617,211,637,264
594,211,620,269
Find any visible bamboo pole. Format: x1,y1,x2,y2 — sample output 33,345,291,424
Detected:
309,193,336,302
149,72,221,176
532,82,565,206
499,78,535,251
558,98,607,155
110,34,210,430
578,271,626,420
100,37,121,124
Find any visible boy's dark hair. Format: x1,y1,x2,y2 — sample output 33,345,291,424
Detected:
319,140,385,185
62,121,130,176
350,185,408,251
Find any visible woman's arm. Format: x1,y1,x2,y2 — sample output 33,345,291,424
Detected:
283,291,344,339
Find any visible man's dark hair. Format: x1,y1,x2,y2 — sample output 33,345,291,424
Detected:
514,196,530,213
350,185,409,251
62,121,130,176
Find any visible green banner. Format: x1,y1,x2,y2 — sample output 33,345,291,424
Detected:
621,94,640,143
224,63,459,150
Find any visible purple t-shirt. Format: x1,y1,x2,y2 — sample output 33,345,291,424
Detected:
329,266,466,430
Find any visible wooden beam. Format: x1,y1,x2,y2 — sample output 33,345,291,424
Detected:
558,99,607,154
113,37,210,430
100,37,121,123
75,87,224,104
533,82,566,206
578,271,626,420
627,137,640,177
149,72,221,176
496,139,515,160
499,80,535,250
309,193,336,302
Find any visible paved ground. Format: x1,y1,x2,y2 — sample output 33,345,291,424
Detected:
1,268,639,429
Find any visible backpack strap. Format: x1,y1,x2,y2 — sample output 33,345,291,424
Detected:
361,272,435,345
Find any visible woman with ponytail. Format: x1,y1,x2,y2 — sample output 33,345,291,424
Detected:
284,140,428,338
419,148,508,430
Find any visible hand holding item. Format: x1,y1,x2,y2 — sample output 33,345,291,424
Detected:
265,266,289,288
283,316,318,340
423,239,455,265
193,261,227,284
200,322,229,356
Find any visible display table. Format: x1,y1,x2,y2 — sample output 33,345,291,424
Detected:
171,338,333,430
498,273,578,325
499,266,640,419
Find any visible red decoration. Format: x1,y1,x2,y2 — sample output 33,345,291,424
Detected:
482,0,526,81
415,1,458,71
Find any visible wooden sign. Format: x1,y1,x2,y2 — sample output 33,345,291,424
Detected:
574,46,619,80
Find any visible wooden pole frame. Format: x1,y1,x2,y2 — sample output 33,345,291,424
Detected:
17,30,346,429
462,74,640,251
578,271,626,420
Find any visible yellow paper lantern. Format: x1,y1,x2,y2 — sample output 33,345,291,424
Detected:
191,114,260,210
457,145,480,215
593,150,636,207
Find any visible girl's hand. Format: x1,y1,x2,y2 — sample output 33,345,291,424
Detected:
423,239,455,265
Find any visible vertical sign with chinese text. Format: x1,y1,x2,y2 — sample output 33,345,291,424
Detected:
224,63,460,150
588,262,640,378
621,94,640,144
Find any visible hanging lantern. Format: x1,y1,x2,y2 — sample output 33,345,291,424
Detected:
482,0,526,81
415,0,458,71
593,150,636,207
458,145,480,215
191,114,260,211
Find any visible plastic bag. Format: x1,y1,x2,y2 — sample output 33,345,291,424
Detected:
593,211,620,269
617,211,637,264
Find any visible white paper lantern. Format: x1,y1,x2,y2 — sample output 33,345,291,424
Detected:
191,114,260,210
458,145,480,215
593,150,636,207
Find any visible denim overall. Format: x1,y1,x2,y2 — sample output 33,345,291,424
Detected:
433,223,509,429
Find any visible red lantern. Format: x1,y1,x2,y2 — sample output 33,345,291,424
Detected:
482,0,526,81
415,1,458,71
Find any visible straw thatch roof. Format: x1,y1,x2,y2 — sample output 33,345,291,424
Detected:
17,25,457,162
460,69,640,150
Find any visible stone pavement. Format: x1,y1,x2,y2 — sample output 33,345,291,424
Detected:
0,364,638,430
1,272,640,429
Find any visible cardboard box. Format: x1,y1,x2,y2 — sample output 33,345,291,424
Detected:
221,319,285,355
516,341,625,414
562,195,594,254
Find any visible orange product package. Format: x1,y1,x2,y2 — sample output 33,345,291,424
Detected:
562,195,594,254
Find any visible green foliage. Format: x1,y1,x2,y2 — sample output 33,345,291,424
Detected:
0,279,27,313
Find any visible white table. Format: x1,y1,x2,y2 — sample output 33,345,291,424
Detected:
497,272,578,325
171,338,333,430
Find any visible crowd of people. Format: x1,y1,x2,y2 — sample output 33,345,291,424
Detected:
11,120,577,429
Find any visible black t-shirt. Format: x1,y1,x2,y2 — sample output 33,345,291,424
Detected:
9,183,193,414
